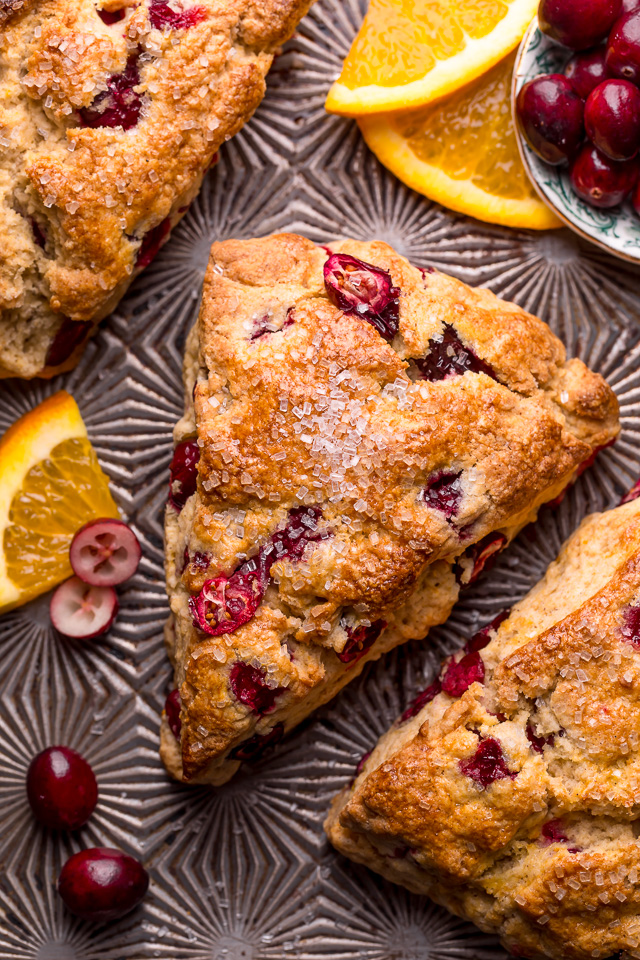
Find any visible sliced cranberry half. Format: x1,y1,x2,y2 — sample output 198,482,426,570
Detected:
337,619,386,664
58,847,148,922
441,651,485,698
149,0,208,29
323,253,399,341
79,55,144,130
45,319,92,368
539,819,580,852
422,471,463,519
399,680,441,723
134,217,171,270
27,746,98,830
526,722,555,753
458,737,516,788
229,723,284,762
456,532,507,587
50,578,118,639
168,440,200,511
70,519,141,587
621,477,640,504
165,689,182,740
229,662,283,715
414,324,499,383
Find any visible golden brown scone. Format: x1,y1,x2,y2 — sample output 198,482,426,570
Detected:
0,0,312,379
160,232,619,786
325,491,640,960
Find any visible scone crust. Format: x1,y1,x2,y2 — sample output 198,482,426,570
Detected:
162,232,619,786
326,496,640,960
0,0,312,378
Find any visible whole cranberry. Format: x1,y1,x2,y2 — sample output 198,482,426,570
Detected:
27,747,98,830
58,848,148,922
606,11,640,83
570,142,638,205
565,47,610,98
539,0,622,49
516,75,584,164
585,78,640,158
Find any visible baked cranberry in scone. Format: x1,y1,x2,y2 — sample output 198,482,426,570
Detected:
160,233,618,787
325,492,640,960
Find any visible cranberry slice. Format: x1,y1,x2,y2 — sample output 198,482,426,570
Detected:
539,819,580,851
456,532,507,587
229,662,283,715
45,319,92,368
58,848,148,922
27,746,98,830
229,723,284,762
399,680,442,723
526,723,555,753
323,253,399,341
98,8,126,23
134,217,171,270
621,604,640,646
50,577,118,639
337,619,386,664
165,689,182,739
422,471,463,519
149,0,207,29
414,324,499,383
458,737,516,788
79,55,143,130
465,609,511,653
441,650,485,698
621,477,640,503
70,519,141,587
168,440,200,511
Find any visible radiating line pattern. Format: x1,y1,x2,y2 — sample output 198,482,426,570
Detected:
1,0,640,956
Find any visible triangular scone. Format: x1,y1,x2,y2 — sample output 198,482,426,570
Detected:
160,233,619,786
0,0,312,378
325,490,640,960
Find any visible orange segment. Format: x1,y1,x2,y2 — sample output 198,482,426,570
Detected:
326,0,538,116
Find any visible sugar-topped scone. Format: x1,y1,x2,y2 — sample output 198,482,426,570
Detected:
0,0,311,378
160,232,619,786
325,489,640,960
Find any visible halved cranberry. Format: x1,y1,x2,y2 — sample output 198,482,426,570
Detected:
458,737,516,788
168,440,200,511
58,848,148,922
50,578,118,639
441,651,485,698
229,662,283,715
135,216,171,270
98,8,126,23
620,477,640,503
456,532,508,587
323,253,399,341
165,689,182,740
526,722,555,753
229,723,284,762
414,324,499,383
465,609,511,653
149,0,207,29
337,619,386,664
421,471,463,519
621,604,640,645
27,746,98,830
70,519,141,587
539,819,580,852
79,55,143,130
45,319,92,368
399,680,442,723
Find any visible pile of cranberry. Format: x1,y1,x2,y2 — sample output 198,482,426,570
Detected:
517,0,640,209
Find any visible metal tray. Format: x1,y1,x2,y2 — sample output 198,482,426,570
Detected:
2,1,640,957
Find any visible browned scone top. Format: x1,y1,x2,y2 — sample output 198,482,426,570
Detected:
325,493,640,960
0,0,312,378
160,232,619,787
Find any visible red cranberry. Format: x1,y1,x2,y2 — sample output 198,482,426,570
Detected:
168,440,200,511
516,75,584,164
570,143,638,206
621,604,640,645
623,0,640,11
620,476,640,502
540,819,569,844
149,0,207,29
575,438,615,476
229,723,284,762
399,680,441,722
79,55,143,130
251,307,295,341
457,532,507,586
98,8,126,23
135,217,171,269
585,79,640,159
441,651,485,698
607,11,640,83
58,847,148,922
229,662,283,715
323,253,400,341
458,737,516,788
539,0,622,49
465,610,510,653
45,319,92,367
414,324,499,383
165,689,182,739
526,722,555,753
337,619,386,664
422,471,463,519
565,46,611,98
355,750,372,777
27,747,98,830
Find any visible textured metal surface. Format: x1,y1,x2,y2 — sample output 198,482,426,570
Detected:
2,2,640,957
